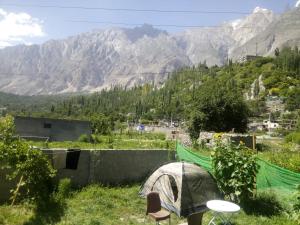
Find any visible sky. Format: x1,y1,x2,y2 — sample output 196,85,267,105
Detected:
0,0,300,47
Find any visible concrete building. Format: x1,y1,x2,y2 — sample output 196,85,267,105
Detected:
238,55,262,63
263,120,280,131
14,116,91,141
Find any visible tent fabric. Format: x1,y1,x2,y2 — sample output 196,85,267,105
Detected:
176,142,300,194
139,162,220,217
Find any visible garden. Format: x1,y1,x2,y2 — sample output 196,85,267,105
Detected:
0,115,300,225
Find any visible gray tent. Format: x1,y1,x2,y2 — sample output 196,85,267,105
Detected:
139,162,220,217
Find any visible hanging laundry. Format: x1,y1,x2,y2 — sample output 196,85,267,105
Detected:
66,149,81,170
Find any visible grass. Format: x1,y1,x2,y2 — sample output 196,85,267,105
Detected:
257,140,300,173
0,185,298,225
26,132,176,150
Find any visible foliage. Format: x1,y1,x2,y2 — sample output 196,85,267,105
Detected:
91,114,113,135
294,186,300,211
285,88,300,111
288,186,300,223
189,78,249,139
242,191,283,217
285,132,300,145
247,99,267,117
257,139,300,173
77,134,90,143
54,178,72,202
1,52,299,128
211,142,259,203
0,115,56,204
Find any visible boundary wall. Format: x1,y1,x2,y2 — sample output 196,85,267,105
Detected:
0,149,175,202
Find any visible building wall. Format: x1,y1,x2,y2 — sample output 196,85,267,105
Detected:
0,149,175,202
14,116,91,141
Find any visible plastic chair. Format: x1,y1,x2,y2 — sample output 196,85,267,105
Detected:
146,192,171,225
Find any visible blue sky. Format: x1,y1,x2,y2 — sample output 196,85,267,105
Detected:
0,0,299,46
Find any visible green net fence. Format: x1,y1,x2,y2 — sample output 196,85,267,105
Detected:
176,142,300,194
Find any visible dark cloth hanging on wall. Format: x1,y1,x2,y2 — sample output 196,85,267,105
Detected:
66,149,81,170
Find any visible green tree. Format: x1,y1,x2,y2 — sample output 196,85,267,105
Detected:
285,88,300,111
188,79,249,139
91,114,113,135
0,115,55,205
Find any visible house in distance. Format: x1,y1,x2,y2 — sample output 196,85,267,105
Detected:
14,116,91,142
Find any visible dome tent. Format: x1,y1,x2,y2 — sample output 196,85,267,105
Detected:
139,162,220,217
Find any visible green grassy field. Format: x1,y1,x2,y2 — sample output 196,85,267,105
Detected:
0,185,298,225
26,132,175,150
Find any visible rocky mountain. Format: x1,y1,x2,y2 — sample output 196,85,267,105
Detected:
230,7,300,59
0,7,299,95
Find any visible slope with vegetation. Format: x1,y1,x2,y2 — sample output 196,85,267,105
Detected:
3,47,298,139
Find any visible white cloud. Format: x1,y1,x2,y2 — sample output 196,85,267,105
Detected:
296,0,300,7
0,8,45,48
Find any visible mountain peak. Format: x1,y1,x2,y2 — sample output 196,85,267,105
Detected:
123,24,168,42
253,6,272,14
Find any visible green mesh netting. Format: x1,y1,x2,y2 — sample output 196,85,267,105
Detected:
176,143,212,172
256,158,300,192
176,142,300,193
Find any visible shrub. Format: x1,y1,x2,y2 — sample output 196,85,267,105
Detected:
211,142,259,203
55,178,72,202
91,134,102,144
294,186,300,211
265,149,300,173
285,132,300,145
0,115,56,205
242,192,282,217
289,186,300,222
78,134,90,143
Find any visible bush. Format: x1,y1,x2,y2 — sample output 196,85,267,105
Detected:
242,192,282,217
285,132,300,145
55,178,72,202
265,149,300,173
0,115,56,205
211,142,259,203
288,186,300,222
78,134,90,143
294,186,300,211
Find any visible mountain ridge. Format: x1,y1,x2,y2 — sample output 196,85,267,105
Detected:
0,7,299,95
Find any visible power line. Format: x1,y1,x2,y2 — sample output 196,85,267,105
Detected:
0,3,254,15
65,20,254,29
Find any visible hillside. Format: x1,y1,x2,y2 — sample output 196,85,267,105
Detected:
5,50,298,123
